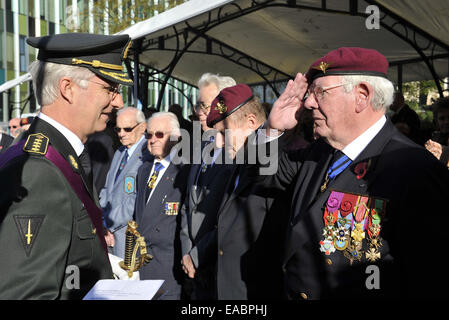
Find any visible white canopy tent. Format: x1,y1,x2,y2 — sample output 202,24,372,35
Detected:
118,0,449,107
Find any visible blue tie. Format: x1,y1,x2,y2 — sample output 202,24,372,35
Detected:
115,148,128,182
320,151,352,192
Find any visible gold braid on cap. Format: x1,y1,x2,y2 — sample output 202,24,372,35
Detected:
71,58,124,71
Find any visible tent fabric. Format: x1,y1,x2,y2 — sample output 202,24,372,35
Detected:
119,0,449,87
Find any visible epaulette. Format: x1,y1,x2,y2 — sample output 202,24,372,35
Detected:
23,133,49,155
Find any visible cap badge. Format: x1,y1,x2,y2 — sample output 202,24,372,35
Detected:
312,61,331,73
215,98,227,114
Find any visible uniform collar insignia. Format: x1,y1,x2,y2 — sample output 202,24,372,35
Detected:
68,154,79,170
23,133,49,155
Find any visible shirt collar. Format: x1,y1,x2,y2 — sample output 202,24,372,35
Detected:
38,112,85,156
341,115,386,161
126,135,145,157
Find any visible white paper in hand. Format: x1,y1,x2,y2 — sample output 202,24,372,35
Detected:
83,279,164,300
108,253,140,280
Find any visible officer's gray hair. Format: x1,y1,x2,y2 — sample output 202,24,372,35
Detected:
117,107,146,123
197,72,236,91
28,60,95,106
341,75,394,111
147,112,181,137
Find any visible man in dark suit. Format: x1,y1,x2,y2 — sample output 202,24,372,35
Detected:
203,84,287,300
0,33,133,299
0,131,13,153
134,111,189,300
180,73,236,299
261,47,449,299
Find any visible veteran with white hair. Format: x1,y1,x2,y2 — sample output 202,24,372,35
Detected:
100,107,147,259
134,112,189,300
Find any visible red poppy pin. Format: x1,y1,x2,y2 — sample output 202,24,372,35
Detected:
354,160,371,180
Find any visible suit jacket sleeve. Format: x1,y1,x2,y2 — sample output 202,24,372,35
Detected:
180,202,192,256
0,157,73,299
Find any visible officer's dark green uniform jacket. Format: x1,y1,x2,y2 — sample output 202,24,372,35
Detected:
0,117,113,299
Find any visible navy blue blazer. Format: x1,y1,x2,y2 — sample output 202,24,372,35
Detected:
134,156,189,300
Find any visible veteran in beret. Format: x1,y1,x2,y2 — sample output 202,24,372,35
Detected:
197,84,286,300
0,33,133,299
259,47,449,299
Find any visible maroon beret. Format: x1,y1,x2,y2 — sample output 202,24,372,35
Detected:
306,47,389,83
207,84,254,127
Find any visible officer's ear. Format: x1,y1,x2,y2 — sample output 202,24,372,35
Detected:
354,82,372,113
59,77,75,104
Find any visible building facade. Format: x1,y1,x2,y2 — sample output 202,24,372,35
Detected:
0,0,196,124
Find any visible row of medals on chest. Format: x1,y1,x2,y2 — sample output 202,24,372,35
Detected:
319,195,383,265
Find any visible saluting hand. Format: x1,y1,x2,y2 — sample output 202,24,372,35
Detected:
267,73,308,132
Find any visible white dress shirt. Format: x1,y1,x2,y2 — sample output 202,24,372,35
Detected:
145,154,171,204
341,116,386,160
38,112,85,156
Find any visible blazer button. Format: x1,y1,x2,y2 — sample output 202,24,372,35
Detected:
326,258,332,266
300,292,308,300
219,249,224,256
155,228,160,232
91,228,96,235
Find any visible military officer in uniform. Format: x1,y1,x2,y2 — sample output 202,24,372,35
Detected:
100,107,147,258
261,47,449,299
0,33,133,299
134,112,189,300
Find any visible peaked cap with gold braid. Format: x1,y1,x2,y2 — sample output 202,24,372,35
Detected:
26,33,133,86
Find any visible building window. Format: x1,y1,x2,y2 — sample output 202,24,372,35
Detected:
19,36,27,73
28,16,35,37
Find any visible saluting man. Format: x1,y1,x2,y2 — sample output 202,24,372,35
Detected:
100,107,147,259
0,33,133,299
262,47,449,299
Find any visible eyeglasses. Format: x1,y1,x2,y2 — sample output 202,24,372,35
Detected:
114,123,140,133
144,131,166,139
195,101,211,111
88,80,121,98
304,83,345,102
8,125,18,129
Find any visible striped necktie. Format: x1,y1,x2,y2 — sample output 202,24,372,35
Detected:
145,162,165,201
320,151,352,193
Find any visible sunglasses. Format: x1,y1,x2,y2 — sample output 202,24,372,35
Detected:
144,131,166,139
114,123,139,133
8,126,18,129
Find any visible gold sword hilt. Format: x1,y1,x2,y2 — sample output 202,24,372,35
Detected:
119,220,153,278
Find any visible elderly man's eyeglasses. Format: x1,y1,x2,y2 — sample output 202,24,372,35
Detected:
304,83,345,102
145,131,166,139
89,80,121,98
195,101,211,111
114,123,139,133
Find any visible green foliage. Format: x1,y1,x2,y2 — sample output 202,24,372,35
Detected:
73,0,188,34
